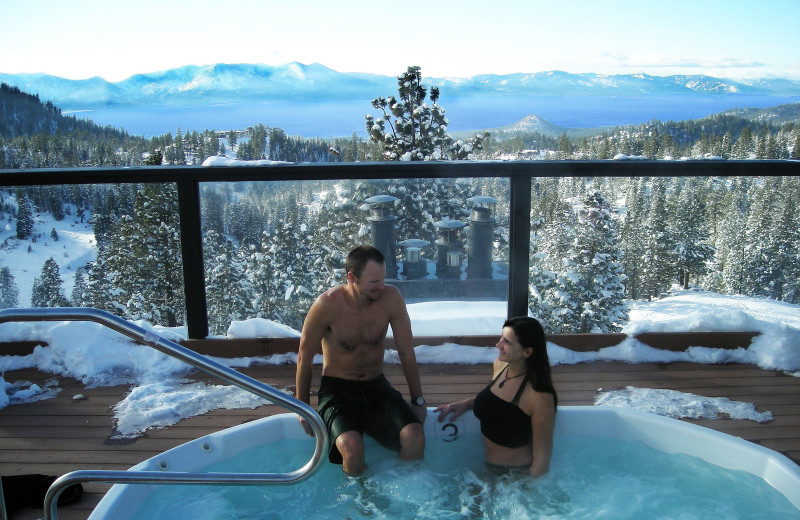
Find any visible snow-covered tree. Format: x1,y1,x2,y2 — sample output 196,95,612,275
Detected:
641,178,676,298
743,177,800,301
103,184,185,326
532,191,627,333
712,187,749,295
365,66,487,161
670,178,715,289
31,257,69,308
258,215,323,330
71,267,88,307
565,191,628,332
620,178,648,299
15,192,34,239
204,231,252,336
0,266,19,309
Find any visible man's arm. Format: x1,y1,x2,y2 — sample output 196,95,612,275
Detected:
386,286,424,406
296,295,329,405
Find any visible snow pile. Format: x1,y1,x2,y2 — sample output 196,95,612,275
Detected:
202,156,290,167
227,318,300,338
595,386,774,423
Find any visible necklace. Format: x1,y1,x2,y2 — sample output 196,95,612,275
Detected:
498,366,527,388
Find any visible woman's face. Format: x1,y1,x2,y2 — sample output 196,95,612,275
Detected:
496,326,532,363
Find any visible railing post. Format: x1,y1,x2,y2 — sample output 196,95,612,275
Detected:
177,180,209,339
507,173,532,319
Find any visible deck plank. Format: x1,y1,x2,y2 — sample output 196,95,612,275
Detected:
1,360,798,519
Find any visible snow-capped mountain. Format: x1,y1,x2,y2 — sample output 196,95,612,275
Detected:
1,63,799,110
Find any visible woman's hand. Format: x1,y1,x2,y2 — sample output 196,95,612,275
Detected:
434,398,473,422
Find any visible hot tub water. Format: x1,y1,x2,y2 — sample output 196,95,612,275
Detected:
131,433,799,519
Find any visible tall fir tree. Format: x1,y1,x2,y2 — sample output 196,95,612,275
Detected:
103,184,185,326
641,178,675,299
204,231,252,336
567,191,628,332
670,178,714,289
31,257,69,307
713,186,749,295
0,266,19,309
620,178,648,299
71,267,88,307
15,192,34,239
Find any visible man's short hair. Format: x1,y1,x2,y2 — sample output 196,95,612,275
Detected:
345,245,385,278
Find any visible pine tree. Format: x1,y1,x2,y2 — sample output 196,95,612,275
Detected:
0,266,19,309
71,267,88,307
204,231,252,336
103,184,185,326
31,257,69,307
620,178,648,299
365,66,487,161
258,210,321,330
201,186,226,237
670,179,714,289
84,255,118,314
15,192,34,239
641,178,676,298
713,185,749,295
743,178,780,298
530,189,576,332
568,191,628,332
743,177,800,301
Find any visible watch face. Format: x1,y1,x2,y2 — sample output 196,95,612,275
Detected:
415,396,425,406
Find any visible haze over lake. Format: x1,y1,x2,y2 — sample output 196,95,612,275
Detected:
65,94,800,138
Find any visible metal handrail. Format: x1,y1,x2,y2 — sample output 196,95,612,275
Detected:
0,307,329,520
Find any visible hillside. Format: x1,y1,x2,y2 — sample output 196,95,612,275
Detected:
0,82,134,140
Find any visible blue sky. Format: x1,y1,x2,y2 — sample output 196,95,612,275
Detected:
2,0,799,81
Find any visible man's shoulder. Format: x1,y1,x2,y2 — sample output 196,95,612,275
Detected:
317,284,347,304
380,284,406,306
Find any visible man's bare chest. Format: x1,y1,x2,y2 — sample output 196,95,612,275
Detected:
327,308,389,352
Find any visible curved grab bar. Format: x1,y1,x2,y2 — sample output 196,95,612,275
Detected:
0,307,328,520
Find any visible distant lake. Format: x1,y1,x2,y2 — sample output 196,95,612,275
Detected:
66,95,800,138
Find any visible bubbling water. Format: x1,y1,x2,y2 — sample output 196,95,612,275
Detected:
133,434,799,519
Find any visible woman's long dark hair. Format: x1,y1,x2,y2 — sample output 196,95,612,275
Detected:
504,316,558,408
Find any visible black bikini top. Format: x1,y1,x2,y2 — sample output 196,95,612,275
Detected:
472,366,532,449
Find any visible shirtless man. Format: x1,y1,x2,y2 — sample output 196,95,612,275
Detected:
296,245,426,475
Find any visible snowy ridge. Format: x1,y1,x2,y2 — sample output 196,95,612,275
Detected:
1,65,799,110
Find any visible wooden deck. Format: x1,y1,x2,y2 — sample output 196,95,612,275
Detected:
1,357,798,520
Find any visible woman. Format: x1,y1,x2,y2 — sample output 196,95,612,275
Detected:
435,316,557,477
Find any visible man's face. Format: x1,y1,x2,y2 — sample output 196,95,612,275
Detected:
351,260,386,301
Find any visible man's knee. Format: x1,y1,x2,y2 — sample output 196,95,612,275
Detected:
336,431,366,473
398,422,425,460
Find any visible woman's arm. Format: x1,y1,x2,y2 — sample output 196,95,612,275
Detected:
434,397,475,422
529,391,556,477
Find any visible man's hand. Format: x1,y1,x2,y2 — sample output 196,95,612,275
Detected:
298,416,314,437
411,403,427,423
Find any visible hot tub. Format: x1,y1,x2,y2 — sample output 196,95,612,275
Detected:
87,406,800,519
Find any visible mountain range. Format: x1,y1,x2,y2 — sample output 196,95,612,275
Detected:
2,62,799,110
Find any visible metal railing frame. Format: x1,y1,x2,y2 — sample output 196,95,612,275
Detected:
1,160,798,339
0,307,329,520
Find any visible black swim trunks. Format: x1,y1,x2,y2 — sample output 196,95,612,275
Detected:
317,374,421,464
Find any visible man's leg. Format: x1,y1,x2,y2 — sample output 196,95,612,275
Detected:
397,422,425,461
335,430,366,475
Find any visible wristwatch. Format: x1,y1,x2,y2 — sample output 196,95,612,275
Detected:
412,396,425,406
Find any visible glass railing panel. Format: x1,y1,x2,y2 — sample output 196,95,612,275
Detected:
0,182,187,329
199,176,510,336
527,175,800,334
